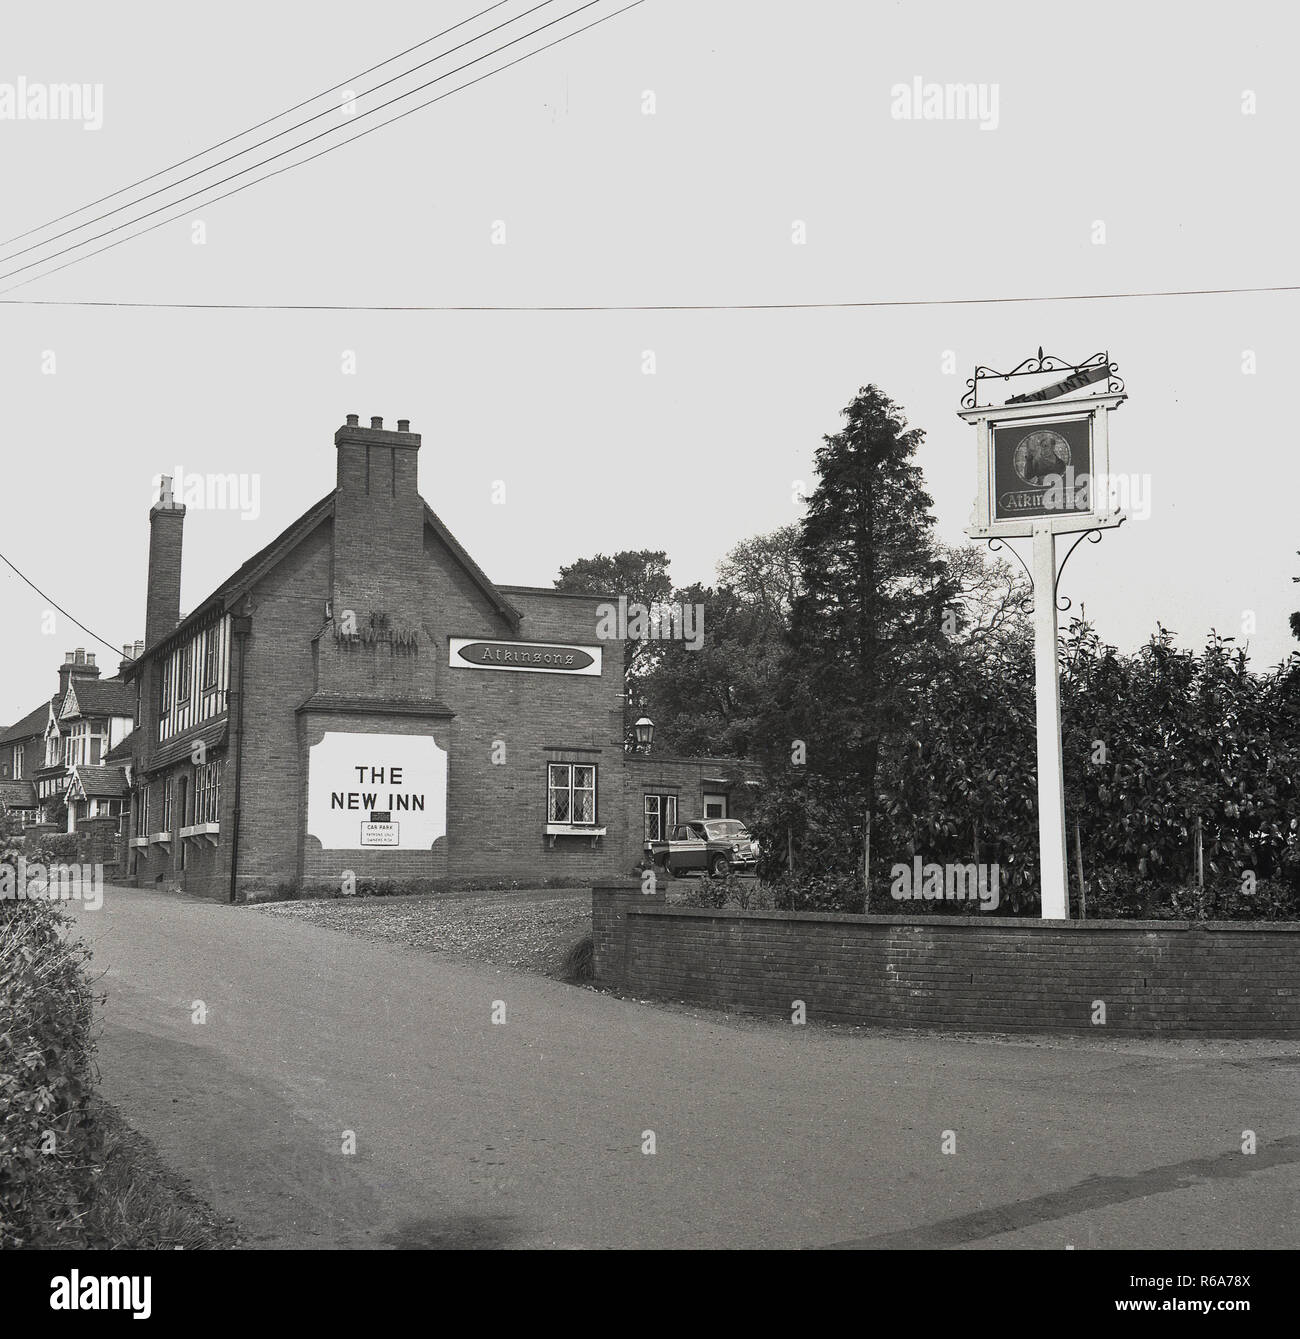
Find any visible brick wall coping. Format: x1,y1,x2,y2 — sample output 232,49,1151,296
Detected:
619,904,1300,934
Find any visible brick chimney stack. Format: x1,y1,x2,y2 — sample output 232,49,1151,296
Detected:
146,476,186,649
332,415,423,611
57,647,102,699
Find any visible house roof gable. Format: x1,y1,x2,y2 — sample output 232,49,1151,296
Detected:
127,490,522,674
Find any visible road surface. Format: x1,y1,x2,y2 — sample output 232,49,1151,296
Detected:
71,885,1300,1249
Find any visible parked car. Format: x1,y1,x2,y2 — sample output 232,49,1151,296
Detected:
647,819,758,877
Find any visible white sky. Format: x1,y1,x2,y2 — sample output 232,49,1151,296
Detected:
2,0,1297,717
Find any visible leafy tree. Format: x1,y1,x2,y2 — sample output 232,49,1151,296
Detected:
637,526,800,758
760,385,957,904
555,549,672,737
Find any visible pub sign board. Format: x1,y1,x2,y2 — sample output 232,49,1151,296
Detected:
958,392,1126,540
307,732,447,851
449,637,602,676
991,414,1093,522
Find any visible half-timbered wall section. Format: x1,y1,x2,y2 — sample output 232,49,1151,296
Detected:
157,614,231,743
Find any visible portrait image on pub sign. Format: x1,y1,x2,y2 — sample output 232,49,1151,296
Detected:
991,415,1094,522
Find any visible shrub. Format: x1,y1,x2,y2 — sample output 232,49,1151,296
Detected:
560,935,594,982
0,897,103,1248
25,832,79,863
674,873,777,911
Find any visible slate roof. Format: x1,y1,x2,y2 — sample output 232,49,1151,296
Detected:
64,678,135,720
103,731,135,763
0,700,54,746
70,766,129,800
144,719,228,774
0,779,38,809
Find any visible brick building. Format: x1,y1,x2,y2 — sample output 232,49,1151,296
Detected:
123,415,756,900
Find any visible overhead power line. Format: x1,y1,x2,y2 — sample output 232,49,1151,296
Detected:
0,0,519,249
0,0,562,267
0,282,1296,312
0,550,130,664
0,0,646,297
0,0,637,293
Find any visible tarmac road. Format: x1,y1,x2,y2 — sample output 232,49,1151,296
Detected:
71,885,1300,1250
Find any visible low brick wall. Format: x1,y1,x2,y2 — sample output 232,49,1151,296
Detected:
591,895,1300,1036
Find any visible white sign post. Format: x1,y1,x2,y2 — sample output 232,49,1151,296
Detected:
1030,523,1069,918
958,352,1126,919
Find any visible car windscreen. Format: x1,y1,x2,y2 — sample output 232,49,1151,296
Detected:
704,821,748,840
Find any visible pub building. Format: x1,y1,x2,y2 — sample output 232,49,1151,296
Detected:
122,415,755,900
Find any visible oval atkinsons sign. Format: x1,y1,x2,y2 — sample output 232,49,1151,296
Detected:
449,637,602,675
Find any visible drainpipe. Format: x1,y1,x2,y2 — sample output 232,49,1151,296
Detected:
227,611,252,904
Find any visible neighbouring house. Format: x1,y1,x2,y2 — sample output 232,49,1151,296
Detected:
0,698,50,826
122,415,758,900
2,646,138,830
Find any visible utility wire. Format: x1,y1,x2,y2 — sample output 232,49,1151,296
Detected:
0,0,561,267
0,0,518,249
0,0,646,297
0,551,130,664
0,0,614,288
1,282,1295,312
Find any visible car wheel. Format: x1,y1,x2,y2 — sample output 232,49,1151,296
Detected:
709,854,731,877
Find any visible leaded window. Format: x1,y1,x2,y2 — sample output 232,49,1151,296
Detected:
548,763,597,825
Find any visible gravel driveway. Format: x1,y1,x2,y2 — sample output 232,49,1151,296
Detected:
254,888,592,976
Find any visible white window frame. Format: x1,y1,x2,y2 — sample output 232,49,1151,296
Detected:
547,762,597,826
643,793,678,842
194,761,222,825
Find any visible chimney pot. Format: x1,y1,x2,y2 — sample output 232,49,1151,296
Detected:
86,653,96,667
370,417,383,430
74,649,86,665
397,419,410,432
135,640,143,656
346,414,359,426
64,652,75,663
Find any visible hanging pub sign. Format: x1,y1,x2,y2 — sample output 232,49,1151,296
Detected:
958,349,1126,540
991,414,1092,521
955,350,1130,923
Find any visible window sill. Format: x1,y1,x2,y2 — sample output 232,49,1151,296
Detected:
545,823,606,849
180,822,220,845
128,837,149,848
148,831,172,845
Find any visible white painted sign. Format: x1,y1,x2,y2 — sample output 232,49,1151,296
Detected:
306,732,447,851
448,637,602,675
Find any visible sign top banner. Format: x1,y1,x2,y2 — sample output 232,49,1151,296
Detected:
961,349,1123,412
1006,362,1111,404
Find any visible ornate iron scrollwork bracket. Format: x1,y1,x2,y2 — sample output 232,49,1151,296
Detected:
961,346,1124,410
1054,518,1126,612
985,537,1036,612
